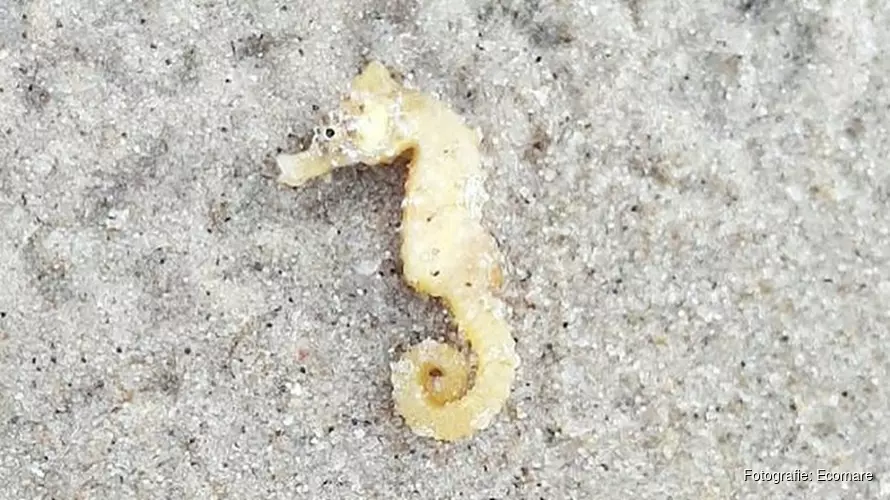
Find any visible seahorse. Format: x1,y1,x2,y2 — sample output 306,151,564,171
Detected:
276,61,519,442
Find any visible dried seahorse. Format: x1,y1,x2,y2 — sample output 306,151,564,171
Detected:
276,61,519,441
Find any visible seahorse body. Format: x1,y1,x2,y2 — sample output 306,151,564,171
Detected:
277,61,519,441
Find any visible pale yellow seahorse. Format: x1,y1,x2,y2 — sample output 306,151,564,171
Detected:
276,61,519,442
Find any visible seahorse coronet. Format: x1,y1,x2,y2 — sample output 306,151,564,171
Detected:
277,61,519,442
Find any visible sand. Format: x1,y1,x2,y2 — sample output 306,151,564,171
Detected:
1,0,888,498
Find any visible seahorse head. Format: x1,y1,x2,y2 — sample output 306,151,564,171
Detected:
335,61,410,162
277,62,409,187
